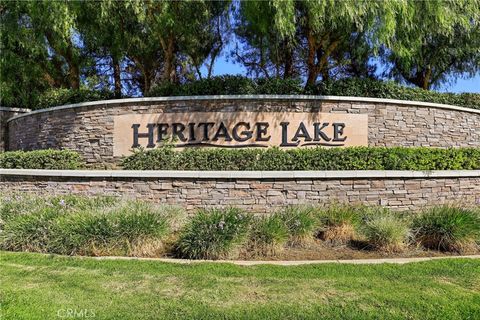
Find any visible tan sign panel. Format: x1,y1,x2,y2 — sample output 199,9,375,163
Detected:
113,112,368,156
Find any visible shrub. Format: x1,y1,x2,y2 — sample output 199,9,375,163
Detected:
412,206,480,252
312,78,480,110
34,88,114,110
248,214,289,256
4,76,478,110
121,146,480,171
147,76,480,109
0,149,84,169
277,206,318,244
361,214,410,252
175,208,251,260
316,205,362,245
255,78,304,95
147,75,256,97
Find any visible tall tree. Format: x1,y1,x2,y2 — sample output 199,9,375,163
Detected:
385,0,480,90
234,0,297,78
185,1,231,79
235,0,397,86
0,1,85,106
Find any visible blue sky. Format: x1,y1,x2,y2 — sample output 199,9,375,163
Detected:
207,55,480,94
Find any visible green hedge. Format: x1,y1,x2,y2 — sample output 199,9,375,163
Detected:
311,78,480,110
0,149,84,169
15,77,480,110
32,88,114,110
146,76,479,110
121,146,480,171
2,196,479,257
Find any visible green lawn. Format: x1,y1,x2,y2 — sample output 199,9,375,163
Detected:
1,252,479,320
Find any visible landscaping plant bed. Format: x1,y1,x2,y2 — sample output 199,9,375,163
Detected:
237,240,472,261
1,195,479,261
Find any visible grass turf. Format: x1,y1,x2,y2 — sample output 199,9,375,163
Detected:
1,251,479,319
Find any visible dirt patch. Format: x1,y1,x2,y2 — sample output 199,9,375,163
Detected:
237,239,467,261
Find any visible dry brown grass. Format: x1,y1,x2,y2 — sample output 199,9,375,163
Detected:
129,238,167,257
319,223,356,245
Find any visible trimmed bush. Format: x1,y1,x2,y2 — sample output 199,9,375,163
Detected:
311,78,480,110
412,206,480,252
277,206,318,244
248,214,289,256
147,76,480,110
0,149,84,169
361,213,410,252
5,76,478,110
34,88,114,110
175,208,251,260
121,146,480,171
255,78,304,95
147,75,257,97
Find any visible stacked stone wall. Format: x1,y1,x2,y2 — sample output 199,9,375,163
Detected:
6,97,480,167
0,107,30,152
1,172,478,212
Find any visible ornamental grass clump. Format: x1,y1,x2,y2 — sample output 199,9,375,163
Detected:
277,206,318,245
0,196,178,257
49,201,176,256
317,205,361,245
0,206,61,252
247,214,289,256
0,195,113,252
412,206,480,252
361,214,411,252
175,208,251,260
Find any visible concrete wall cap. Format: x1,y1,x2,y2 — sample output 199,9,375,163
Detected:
0,106,31,113
6,95,480,123
1,169,479,179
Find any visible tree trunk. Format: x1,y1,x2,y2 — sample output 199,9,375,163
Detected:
306,30,318,87
163,34,176,82
283,42,293,79
143,68,151,94
69,64,80,90
316,40,340,80
321,68,329,81
411,68,432,90
112,56,122,98
44,30,80,89
422,67,432,90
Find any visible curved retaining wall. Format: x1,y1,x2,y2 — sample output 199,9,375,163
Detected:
1,169,479,212
0,107,30,152
5,96,480,166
